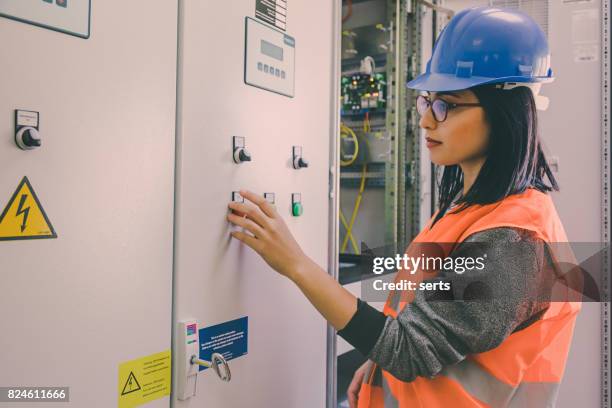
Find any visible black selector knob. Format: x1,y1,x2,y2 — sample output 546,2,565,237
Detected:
232,136,252,164
238,149,251,162
23,129,42,147
15,126,42,150
292,146,309,170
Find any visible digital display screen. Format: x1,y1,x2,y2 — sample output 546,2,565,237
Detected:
261,40,283,61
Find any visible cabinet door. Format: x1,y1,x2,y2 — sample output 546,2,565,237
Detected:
0,1,178,407
172,0,335,406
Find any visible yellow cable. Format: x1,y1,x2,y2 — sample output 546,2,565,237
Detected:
339,209,360,254
340,123,359,167
338,120,370,254
341,163,367,253
363,113,371,133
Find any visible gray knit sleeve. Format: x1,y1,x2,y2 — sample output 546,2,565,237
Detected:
366,227,551,382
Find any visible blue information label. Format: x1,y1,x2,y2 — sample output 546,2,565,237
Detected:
198,316,248,372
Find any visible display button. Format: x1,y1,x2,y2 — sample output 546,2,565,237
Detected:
281,71,286,79
275,68,280,77
257,62,263,71
264,64,269,73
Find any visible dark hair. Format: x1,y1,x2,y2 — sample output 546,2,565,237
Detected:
431,84,559,228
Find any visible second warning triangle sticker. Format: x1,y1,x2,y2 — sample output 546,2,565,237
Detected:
0,176,57,241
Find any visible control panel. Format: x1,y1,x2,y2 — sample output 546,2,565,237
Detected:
0,0,91,38
244,17,295,97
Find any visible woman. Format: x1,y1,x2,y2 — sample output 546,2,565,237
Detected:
228,7,580,408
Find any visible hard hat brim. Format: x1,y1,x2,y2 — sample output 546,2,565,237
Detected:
406,73,554,92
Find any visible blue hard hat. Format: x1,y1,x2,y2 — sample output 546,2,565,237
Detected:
407,7,553,92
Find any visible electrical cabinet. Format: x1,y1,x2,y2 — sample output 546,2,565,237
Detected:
335,0,422,406
0,1,177,407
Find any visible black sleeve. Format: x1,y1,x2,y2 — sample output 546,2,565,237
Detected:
337,298,387,356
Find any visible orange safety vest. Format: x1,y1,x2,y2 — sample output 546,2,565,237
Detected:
357,188,581,408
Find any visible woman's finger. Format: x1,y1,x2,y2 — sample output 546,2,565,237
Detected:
347,363,367,408
348,382,359,408
228,201,270,229
227,213,265,238
230,230,263,252
240,189,277,219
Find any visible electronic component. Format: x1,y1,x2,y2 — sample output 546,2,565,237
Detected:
341,73,386,114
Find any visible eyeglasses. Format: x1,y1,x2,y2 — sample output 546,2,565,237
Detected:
416,94,481,123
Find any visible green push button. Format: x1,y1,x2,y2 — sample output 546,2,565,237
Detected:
292,202,303,217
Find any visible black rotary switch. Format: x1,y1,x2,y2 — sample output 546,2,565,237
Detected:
292,146,309,169
233,136,252,164
238,149,252,162
23,129,42,147
15,127,42,150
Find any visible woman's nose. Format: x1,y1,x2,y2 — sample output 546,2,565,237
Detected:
419,106,437,130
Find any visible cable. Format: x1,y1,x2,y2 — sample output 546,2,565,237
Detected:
340,121,361,253
363,111,371,133
339,209,360,254
339,119,370,254
342,0,353,23
340,122,359,166
341,162,367,253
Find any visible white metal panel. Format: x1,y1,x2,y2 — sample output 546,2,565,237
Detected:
173,0,334,406
442,1,603,407
543,1,602,406
0,1,177,406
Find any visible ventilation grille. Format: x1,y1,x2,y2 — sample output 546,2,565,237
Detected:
489,0,549,38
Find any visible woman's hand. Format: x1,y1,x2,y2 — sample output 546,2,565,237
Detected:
227,190,309,280
228,189,358,330
347,360,371,408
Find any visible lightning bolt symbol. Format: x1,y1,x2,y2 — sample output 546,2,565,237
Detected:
16,194,30,233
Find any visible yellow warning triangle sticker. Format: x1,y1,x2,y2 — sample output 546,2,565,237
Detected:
0,176,57,241
121,371,141,396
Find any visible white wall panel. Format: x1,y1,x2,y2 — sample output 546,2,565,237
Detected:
0,1,178,407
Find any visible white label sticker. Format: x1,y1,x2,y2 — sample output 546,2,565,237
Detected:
572,9,600,44
570,9,600,63
573,44,599,62
16,111,39,127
